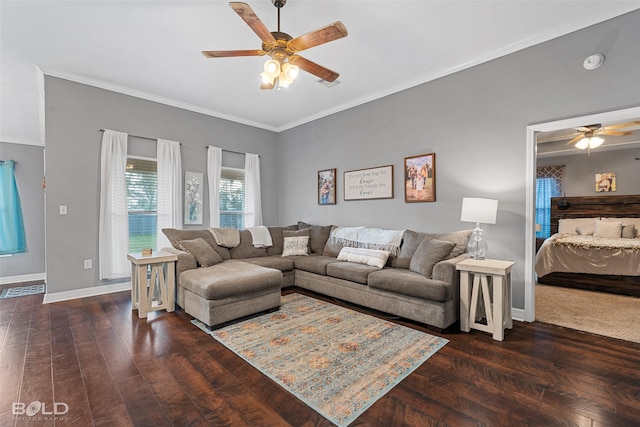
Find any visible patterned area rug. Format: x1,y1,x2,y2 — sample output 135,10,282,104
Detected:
0,284,45,299
193,293,448,426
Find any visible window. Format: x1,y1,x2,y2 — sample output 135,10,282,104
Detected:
535,165,564,239
126,157,157,251
219,167,245,229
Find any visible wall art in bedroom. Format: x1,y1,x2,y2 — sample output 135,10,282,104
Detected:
185,171,203,224
595,172,616,192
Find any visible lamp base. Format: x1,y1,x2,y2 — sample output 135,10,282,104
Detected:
467,227,487,260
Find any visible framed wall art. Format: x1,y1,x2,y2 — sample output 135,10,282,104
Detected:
344,165,394,201
184,171,203,224
404,153,436,202
318,168,337,205
595,172,616,192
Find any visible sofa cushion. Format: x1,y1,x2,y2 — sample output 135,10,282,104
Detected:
178,238,224,267
229,230,269,259
409,238,455,278
162,228,230,260
297,222,333,254
337,247,390,268
368,268,452,302
240,255,295,272
293,255,338,275
326,262,380,285
434,230,472,259
179,260,281,300
282,229,310,256
266,225,298,256
395,230,435,269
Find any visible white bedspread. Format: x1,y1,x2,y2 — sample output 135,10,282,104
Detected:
535,233,640,277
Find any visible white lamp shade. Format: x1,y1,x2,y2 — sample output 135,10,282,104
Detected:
460,198,499,225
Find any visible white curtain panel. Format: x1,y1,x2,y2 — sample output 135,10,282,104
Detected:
157,139,182,249
244,153,263,227
207,146,222,228
98,129,129,280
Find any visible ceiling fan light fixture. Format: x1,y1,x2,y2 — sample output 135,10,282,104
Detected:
260,71,275,85
588,136,604,148
282,62,299,81
263,59,281,78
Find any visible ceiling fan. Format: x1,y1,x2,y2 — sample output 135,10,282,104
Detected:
538,121,640,150
202,1,348,89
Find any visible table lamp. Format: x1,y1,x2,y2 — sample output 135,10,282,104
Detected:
460,197,499,260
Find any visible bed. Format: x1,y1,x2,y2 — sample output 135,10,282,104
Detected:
535,194,640,297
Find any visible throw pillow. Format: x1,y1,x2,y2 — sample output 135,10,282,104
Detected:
282,236,310,256
409,238,455,278
593,219,622,239
622,224,636,239
577,223,596,236
178,238,223,267
336,247,391,268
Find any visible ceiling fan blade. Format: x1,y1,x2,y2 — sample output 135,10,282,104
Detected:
230,2,276,45
290,56,339,82
288,22,348,52
536,132,579,143
202,49,266,58
566,134,585,145
598,130,632,136
602,121,640,131
260,80,275,90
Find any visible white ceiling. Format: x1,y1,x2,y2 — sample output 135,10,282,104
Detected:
2,0,640,141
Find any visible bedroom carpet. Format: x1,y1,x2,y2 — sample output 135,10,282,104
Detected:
536,284,640,343
192,293,448,427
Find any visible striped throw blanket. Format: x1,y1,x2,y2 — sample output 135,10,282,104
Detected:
330,226,405,256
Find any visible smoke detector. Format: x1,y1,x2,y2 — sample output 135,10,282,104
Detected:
583,54,605,70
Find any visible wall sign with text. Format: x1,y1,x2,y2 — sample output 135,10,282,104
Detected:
344,165,394,201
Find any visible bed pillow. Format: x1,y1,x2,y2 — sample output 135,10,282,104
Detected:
178,238,224,267
593,220,622,239
558,218,598,235
282,229,310,256
409,238,456,278
600,217,640,238
336,247,390,268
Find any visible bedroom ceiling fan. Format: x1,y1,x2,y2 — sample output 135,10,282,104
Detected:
538,121,640,150
202,1,348,89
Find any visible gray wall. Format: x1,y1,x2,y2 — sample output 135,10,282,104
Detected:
44,77,278,293
0,142,45,278
538,148,640,196
277,10,640,310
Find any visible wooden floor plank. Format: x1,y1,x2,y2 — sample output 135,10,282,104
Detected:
1,289,640,427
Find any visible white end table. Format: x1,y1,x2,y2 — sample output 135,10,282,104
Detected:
127,251,178,318
457,258,515,341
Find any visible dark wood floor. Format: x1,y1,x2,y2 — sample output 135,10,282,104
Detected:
1,288,639,427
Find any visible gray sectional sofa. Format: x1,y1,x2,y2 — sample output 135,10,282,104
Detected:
162,223,471,330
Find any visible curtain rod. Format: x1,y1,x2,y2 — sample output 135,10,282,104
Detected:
205,146,259,157
99,129,182,145
0,160,17,164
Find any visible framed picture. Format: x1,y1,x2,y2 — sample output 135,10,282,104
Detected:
595,172,616,192
404,153,436,202
344,165,394,201
184,171,203,224
318,168,337,205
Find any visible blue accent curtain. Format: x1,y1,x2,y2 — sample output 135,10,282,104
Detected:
0,160,27,254
535,177,562,239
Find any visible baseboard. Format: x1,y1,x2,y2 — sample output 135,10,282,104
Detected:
44,282,131,304
512,307,527,322
0,272,46,286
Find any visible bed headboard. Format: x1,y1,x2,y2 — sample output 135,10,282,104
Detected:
549,194,640,234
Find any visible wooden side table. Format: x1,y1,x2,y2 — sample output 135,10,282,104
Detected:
457,258,515,341
127,251,178,318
